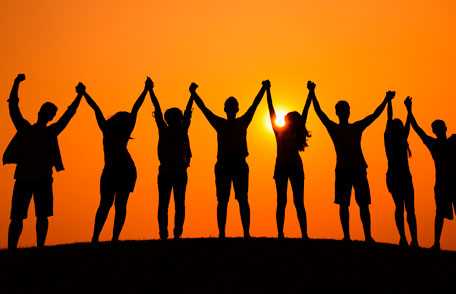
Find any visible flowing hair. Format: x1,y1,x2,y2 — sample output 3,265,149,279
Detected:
106,111,132,139
285,111,311,151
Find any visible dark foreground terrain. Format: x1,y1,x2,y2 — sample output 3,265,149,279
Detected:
0,238,454,293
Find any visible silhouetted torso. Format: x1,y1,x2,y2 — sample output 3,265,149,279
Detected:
384,122,410,173
424,136,456,185
102,123,135,170
273,127,302,170
14,124,62,180
326,122,367,170
157,125,192,168
214,117,249,163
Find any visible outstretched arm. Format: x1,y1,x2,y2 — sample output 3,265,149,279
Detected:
189,83,223,129
405,97,433,147
148,82,166,130
183,95,194,129
310,81,334,129
52,83,84,135
8,74,28,130
83,90,106,131
241,82,267,125
130,77,151,124
356,91,395,129
302,81,314,125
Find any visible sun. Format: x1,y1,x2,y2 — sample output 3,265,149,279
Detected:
265,109,287,131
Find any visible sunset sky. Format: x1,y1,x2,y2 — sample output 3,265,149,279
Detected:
1,0,455,249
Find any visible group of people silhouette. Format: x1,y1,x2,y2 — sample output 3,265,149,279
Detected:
4,74,456,251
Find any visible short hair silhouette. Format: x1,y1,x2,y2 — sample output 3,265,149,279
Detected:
431,119,447,137
38,102,58,122
224,96,239,115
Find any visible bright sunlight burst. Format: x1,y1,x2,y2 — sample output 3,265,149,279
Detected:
265,109,287,131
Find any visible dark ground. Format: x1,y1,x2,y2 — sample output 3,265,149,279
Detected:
0,238,454,293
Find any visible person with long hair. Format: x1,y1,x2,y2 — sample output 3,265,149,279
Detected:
83,77,151,243
384,96,418,247
266,80,311,239
149,80,194,240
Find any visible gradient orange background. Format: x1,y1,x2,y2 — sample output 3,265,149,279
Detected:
1,0,455,249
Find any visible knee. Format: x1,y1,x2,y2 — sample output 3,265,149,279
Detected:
10,218,23,227
217,199,229,209
237,197,249,208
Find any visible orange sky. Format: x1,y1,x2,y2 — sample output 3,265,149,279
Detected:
1,0,455,249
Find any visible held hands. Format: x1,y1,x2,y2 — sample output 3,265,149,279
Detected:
15,73,26,83
145,77,153,91
189,82,198,94
385,90,396,101
404,96,412,112
307,81,316,91
76,82,86,95
262,80,271,89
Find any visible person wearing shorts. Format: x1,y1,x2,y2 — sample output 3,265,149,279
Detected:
312,85,395,242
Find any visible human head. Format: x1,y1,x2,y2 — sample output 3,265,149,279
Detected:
284,111,310,151
390,118,405,136
38,102,58,124
224,96,239,118
335,100,350,123
106,111,131,137
164,107,184,127
431,119,447,139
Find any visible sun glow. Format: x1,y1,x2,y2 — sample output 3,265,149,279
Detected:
266,109,287,131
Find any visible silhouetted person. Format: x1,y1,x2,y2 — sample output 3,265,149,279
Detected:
3,74,84,249
266,80,312,239
384,97,418,247
85,77,150,243
149,81,193,240
312,82,395,242
405,97,456,250
190,82,267,238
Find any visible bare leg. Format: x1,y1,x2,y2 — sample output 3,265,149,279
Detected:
339,205,350,241
393,197,407,246
238,198,251,238
359,205,374,242
275,177,288,239
92,190,115,243
173,172,188,239
433,213,444,250
36,217,48,247
158,172,172,240
8,218,23,250
291,175,307,239
112,192,130,242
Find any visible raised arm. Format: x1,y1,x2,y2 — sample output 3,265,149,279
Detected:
405,97,433,147
310,81,335,129
130,77,151,124
183,95,194,129
302,81,314,124
403,96,411,138
8,74,29,130
240,82,267,125
148,81,166,130
83,90,106,131
52,82,84,135
265,81,276,124
356,90,395,130
189,83,223,129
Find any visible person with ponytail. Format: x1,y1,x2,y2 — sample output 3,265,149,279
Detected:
266,80,311,239
84,77,150,243
384,96,418,248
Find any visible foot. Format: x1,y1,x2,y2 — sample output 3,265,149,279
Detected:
278,232,285,240
342,236,352,243
410,240,420,249
365,237,376,245
243,232,251,239
431,243,441,251
218,233,226,240
301,234,309,241
399,238,409,248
